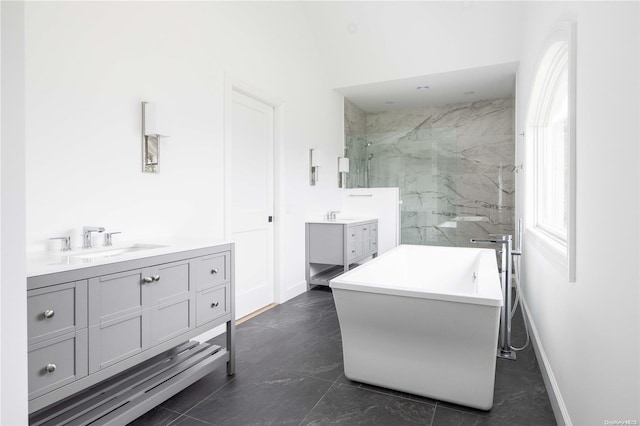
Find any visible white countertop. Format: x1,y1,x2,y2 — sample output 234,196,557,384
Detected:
27,238,233,278
305,217,377,225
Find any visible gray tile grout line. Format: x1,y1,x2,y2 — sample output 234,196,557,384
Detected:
167,412,214,426
429,401,438,426
144,405,184,425
292,371,342,386
175,372,241,422
297,380,339,426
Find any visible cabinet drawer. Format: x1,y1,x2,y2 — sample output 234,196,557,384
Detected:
194,252,231,290
347,242,357,261
347,226,358,243
361,224,371,240
28,330,88,400
196,285,230,326
28,281,87,346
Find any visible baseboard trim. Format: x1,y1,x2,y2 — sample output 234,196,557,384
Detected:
520,296,572,426
281,279,307,303
236,303,277,325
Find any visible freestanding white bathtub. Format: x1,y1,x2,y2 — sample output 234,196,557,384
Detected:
330,244,503,410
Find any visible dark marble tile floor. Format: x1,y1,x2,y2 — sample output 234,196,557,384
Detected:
129,287,556,426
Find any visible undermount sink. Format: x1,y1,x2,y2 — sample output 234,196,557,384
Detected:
63,244,166,261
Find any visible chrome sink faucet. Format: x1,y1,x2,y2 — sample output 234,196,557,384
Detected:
82,226,105,249
327,211,340,221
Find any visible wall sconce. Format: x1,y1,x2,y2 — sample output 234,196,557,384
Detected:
142,102,169,173
338,157,350,188
310,149,321,186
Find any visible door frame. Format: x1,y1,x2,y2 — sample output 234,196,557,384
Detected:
223,73,283,305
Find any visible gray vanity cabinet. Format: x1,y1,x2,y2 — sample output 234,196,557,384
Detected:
27,243,236,421
88,259,194,373
305,219,378,288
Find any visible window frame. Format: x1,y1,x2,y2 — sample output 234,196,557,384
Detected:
526,22,577,282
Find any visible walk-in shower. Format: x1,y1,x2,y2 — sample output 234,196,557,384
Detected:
343,97,516,248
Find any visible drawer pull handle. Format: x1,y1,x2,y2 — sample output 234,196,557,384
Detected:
211,302,219,308
363,227,368,230
45,364,56,373
211,268,219,274
152,275,160,282
351,234,355,237
142,276,154,284
43,309,55,319
351,250,356,253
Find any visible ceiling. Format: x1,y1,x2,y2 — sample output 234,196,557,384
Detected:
336,62,518,113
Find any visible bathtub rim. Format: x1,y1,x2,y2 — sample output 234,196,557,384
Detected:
330,244,503,307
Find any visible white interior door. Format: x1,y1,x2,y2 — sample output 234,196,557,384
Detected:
228,90,274,319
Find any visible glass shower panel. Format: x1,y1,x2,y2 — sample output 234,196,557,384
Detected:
344,98,515,248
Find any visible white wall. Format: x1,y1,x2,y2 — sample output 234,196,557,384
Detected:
303,1,522,89
0,1,28,424
516,2,639,424
24,1,344,300
9,3,344,419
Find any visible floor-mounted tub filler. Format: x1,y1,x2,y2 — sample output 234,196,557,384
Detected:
330,244,503,410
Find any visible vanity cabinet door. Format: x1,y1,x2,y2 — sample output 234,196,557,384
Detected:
370,223,378,253
309,224,345,265
361,224,371,255
347,225,360,261
147,259,195,347
88,270,150,373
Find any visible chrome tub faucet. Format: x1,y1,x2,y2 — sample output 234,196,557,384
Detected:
470,234,518,360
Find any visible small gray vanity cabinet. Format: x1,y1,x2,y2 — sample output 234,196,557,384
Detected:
305,219,378,288
27,243,235,422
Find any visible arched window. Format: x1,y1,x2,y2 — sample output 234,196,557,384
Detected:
526,23,576,281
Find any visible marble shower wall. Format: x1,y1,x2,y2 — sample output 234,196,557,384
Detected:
344,99,368,188
344,98,515,247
